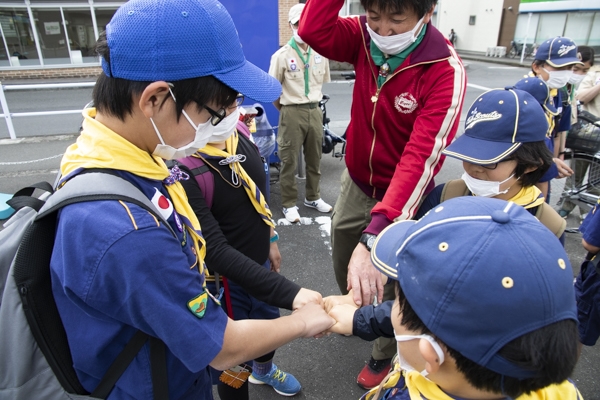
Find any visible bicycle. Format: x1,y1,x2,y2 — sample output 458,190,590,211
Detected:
320,71,354,159
555,111,600,222
508,41,537,59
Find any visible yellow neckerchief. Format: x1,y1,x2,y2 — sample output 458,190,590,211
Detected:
546,88,558,138
61,108,206,277
366,366,582,400
195,130,275,228
508,185,545,210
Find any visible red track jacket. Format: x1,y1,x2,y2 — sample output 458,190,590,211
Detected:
300,0,467,234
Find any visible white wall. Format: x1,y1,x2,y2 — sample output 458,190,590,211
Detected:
436,0,504,52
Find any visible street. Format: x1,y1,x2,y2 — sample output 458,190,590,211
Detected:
1,59,599,398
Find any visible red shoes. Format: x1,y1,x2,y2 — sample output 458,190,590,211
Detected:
356,357,392,390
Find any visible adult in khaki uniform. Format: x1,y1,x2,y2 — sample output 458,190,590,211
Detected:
269,3,332,223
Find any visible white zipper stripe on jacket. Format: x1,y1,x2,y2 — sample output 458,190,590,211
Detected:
400,44,467,220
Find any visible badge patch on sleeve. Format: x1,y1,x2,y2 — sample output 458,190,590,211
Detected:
188,291,209,318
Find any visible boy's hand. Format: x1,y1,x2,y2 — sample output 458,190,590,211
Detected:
292,288,323,310
268,243,282,273
323,290,358,313
326,304,358,336
292,302,335,337
554,158,573,178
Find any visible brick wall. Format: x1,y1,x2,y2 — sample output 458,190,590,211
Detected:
0,66,101,81
279,0,300,46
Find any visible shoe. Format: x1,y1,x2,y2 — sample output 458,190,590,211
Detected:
282,206,300,223
248,363,301,396
304,198,332,213
356,357,392,390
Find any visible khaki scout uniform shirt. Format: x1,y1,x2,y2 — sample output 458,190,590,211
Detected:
578,65,600,119
268,42,331,105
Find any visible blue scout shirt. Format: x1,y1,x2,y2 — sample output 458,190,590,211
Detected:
580,200,600,248
51,170,228,399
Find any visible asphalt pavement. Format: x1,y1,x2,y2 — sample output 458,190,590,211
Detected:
1,59,599,398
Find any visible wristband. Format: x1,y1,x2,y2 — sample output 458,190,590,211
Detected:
270,231,279,243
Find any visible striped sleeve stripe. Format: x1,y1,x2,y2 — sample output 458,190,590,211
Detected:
401,46,467,220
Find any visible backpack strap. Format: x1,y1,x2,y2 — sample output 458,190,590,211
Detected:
7,181,54,212
534,202,567,239
177,157,215,209
440,179,471,202
38,172,176,238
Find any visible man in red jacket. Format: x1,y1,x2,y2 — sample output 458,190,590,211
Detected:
299,0,466,389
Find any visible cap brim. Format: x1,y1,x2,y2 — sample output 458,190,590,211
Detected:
546,58,584,67
290,17,300,24
371,221,415,280
214,60,282,103
443,134,521,165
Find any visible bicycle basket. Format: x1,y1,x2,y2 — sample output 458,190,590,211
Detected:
566,111,600,153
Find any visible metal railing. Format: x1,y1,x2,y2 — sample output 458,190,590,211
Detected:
0,81,95,140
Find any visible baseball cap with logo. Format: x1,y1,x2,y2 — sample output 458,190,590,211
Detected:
371,196,577,379
442,88,548,164
289,3,305,24
534,36,583,68
102,0,281,103
513,77,558,116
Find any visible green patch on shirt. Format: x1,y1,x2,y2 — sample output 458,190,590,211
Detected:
188,291,209,318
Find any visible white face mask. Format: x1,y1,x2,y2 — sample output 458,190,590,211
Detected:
292,28,305,44
543,68,572,89
366,17,424,55
206,108,240,144
151,89,214,160
461,171,515,198
394,332,445,377
568,73,585,86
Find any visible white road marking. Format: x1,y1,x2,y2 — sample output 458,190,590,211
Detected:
467,83,492,91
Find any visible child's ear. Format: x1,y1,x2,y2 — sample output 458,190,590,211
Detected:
138,81,172,119
419,338,446,375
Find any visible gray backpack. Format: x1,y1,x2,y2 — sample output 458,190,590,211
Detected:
0,172,173,399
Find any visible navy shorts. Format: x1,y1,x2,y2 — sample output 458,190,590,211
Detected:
575,259,600,346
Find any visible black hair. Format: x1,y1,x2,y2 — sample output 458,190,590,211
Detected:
394,281,579,398
92,31,238,121
510,141,553,187
531,59,545,76
578,45,595,66
359,0,437,18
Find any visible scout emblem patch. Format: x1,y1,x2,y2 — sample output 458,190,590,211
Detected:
288,57,298,71
188,291,209,318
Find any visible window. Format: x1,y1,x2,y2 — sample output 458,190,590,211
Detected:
469,15,476,25
32,8,70,65
0,9,40,67
587,12,600,47
535,13,567,44
62,8,96,62
563,12,593,45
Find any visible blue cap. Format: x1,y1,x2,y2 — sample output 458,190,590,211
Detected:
443,88,548,164
513,77,558,116
534,36,583,68
371,196,577,379
102,0,281,103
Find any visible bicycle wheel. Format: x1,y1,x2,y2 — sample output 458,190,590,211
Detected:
509,48,517,58
557,152,600,215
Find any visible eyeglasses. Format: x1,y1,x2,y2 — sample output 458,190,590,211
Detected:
480,157,515,170
203,94,244,126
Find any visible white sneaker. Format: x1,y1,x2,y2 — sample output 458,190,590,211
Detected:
283,206,300,223
304,198,332,213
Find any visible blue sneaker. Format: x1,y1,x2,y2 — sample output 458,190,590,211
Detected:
248,363,301,396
